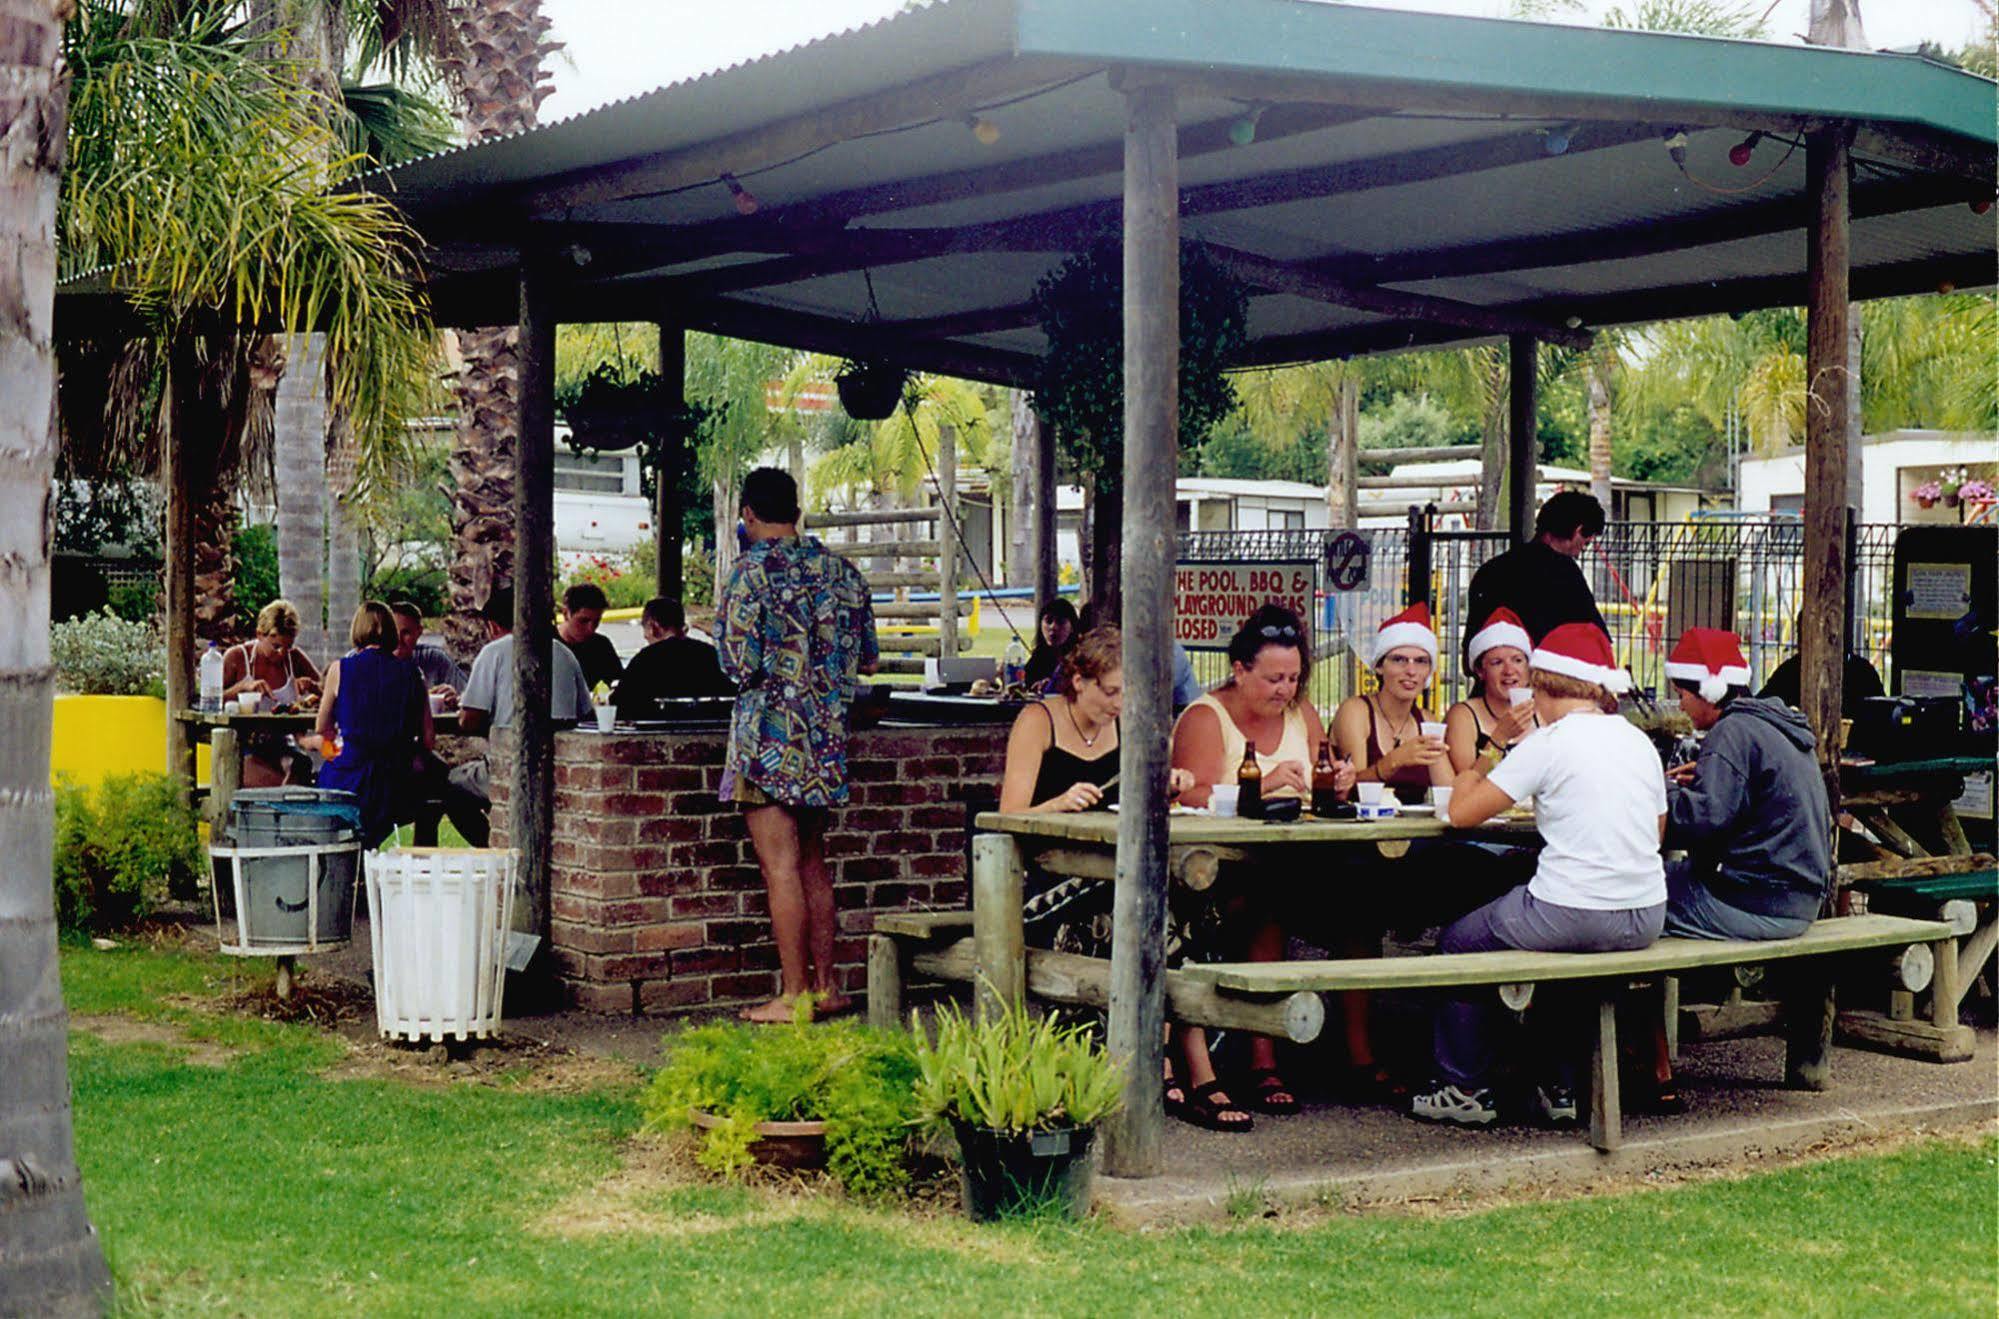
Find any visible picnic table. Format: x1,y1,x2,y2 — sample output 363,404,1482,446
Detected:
1835,755,1995,1058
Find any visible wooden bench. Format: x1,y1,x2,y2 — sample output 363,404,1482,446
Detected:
1176,913,1964,1151
866,911,1326,1045
1841,855,1997,1047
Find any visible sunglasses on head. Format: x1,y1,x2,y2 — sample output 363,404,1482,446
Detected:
1258,623,1300,639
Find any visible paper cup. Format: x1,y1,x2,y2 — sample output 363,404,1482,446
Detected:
1356,782,1385,806
595,705,617,733
1419,721,1447,741
237,693,260,715
1430,786,1454,812
1508,687,1535,708
1210,785,1240,818
429,692,448,716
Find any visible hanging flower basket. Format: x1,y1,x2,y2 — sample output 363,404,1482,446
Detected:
835,360,908,420
564,394,654,452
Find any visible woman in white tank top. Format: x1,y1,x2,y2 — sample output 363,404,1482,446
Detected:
1164,605,1353,1132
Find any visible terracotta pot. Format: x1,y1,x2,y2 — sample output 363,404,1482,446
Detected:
689,1109,829,1170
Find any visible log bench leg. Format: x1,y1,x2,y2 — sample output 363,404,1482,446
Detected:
1784,969,1836,1091
1589,993,1621,1153
867,934,905,1031
971,833,1025,1021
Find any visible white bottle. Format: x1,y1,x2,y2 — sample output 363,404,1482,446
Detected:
198,641,225,712
1001,635,1028,689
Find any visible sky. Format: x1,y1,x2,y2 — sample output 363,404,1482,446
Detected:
539,0,1993,123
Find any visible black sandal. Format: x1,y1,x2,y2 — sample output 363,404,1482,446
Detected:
1243,1067,1300,1115
1179,1080,1253,1133
1164,1061,1189,1118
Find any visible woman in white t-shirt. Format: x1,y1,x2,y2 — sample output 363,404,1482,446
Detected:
1411,623,1667,1130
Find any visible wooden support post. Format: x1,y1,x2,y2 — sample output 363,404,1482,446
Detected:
513,253,558,943
1662,975,1680,1064
1589,993,1621,1153
866,934,905,1031
1783,968,1836,1091
1801,127,1854,818
1929,933,1963,1033
208,728,241,843
1105,78,1178,1180
1507,334,1538,543
1327,375,1359,530
937,420,959,658
970,832,1025,1019
656,324,685,602
1033,407,1058,619
162,368,196,796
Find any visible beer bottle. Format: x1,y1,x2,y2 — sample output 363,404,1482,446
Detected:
1237,739,1264,819
1312,738,1341,817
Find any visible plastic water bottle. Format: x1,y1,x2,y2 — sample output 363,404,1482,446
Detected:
1001,636,1028,689
198,641,224,712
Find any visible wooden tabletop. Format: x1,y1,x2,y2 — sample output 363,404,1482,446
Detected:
973,809,1537,846
1840,756,1991,785
175,708,462,734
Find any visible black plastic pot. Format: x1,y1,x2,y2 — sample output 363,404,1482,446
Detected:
835,362,906,420
950,1119,1096,1221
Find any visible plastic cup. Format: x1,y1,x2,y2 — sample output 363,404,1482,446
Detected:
1431,786,1454,813
1419,721,1447,741
1509,687,1535,708
237,693,260,715
1356,782,1385,806
1210,785,1240,818
595,705,617,733
429,692,448,716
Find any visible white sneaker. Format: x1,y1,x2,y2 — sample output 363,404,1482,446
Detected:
1533,1083,1578,1126
1410,1083,1499,1127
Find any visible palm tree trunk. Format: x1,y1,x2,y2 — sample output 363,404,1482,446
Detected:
1006,390,1037,585
1326,374,1359,529
0,6,115,1307
192,477,240,643
326,424,362,647
711,473,738,607
440,0,557,663
1587,352,1614,515
1477,359,1508,531
273,333,330,657
1089,475,1123,621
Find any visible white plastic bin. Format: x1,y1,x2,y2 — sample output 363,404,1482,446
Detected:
364,848,519,1042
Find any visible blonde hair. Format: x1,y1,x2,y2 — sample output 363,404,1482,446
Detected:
1058,625,1122,697
1530,667,1619,715
256,599,302,639
350,601,396,650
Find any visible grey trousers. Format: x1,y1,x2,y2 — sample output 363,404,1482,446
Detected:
1434,885,1665,1090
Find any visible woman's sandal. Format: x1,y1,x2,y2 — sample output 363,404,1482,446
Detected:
1243,1067,1300,1115
1178,1080,1253,1133
1164,1061,1189,1118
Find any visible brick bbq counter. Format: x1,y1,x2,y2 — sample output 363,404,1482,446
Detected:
493,721,1007,1014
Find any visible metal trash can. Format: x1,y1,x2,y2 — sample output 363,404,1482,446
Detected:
216,788,363,950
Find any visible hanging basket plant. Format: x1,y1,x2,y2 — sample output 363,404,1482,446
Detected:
1030,240,1249,489
559,364,662,453
835,358,909,421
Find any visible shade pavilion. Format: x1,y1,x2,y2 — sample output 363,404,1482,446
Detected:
115,0,1999,1177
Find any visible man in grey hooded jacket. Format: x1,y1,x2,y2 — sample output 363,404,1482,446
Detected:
1662,627,1832,941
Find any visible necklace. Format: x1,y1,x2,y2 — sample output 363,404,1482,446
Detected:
1370,694,1415,748
1065,699,1103,749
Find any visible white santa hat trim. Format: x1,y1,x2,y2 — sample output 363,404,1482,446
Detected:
1664,660,1751,703
1467,611,1533,668
1530,630,1632,694
1370,604,1438,666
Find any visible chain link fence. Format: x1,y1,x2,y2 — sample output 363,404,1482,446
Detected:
1178,517,1904,713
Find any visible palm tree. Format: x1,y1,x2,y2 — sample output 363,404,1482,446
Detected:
1229,359,1365,524
436,0,558,659
0,3,116,1310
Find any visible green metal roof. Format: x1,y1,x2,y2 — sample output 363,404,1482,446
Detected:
77,0,1997,382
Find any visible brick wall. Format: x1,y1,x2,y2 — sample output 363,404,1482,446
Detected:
492,724,1007,1014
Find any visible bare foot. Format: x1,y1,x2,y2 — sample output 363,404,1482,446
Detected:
811,991,855,1019
739,996,801,1024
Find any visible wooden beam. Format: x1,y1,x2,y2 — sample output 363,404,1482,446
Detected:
1357,444,1485,466
1801,127,1853,821
518,58,1094,215
512,253,558,943
1208,244,1593,348
887,301,1041,341
1508,334,1538,543
669,297,1040,388
656,324,684,602
1104,79,1177,1181
160,359,197,795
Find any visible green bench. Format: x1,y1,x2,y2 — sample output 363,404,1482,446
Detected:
1841,856,1997,1046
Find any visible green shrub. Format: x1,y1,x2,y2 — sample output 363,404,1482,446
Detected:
51,609,164,695
52,773,204,935
560,551,652,611
107,575,159,624
913,999,1124,1135
642,1015,920,1198
369,561,447,618
232,522,280,634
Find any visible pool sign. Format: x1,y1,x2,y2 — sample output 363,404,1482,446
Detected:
1324,531,1372,592
1173,561,1314,649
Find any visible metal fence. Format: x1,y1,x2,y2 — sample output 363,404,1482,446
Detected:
1177,517,1904,713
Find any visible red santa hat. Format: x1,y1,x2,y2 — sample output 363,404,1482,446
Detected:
1530,622,1631,694
1467,607,1533,668
1664,627,1751,703
1371,602,1438,666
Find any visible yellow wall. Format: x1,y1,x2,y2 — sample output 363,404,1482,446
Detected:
51,695,210,788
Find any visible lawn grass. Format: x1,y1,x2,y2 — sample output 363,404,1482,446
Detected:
61,941,1999,1317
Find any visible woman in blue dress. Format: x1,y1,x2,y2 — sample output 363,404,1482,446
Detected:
317,601,430,848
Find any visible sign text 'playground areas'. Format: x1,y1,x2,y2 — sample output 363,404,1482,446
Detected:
1174,561,1313,650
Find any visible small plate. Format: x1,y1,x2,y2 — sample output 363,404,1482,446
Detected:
1398,803,1436,816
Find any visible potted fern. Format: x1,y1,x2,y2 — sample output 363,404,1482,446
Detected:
913,999,1125,1221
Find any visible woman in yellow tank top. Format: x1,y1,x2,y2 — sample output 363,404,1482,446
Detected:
1167,604,1353,1131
